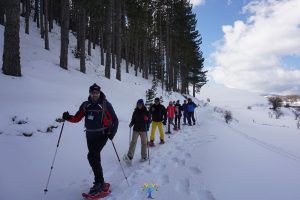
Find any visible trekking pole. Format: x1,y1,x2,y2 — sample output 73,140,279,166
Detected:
146,124,150,165
111,140,130,186
43,122,65,195
129,127,132,147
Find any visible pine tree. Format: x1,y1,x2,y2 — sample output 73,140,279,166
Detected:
59,0,70,69
2,0,21,76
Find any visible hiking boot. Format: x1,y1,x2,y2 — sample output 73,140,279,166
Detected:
193,122,196,125
140,157,148,162
89,182,104,195
159,140,165,144
123,154,132,165
148,140,155,147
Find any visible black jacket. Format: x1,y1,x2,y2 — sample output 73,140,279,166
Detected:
175,103,183,116
129,107,150,132
149,103,167,122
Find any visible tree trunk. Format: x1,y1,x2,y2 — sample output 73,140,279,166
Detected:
48,0,53,32
88,17,91,56
2,0,21,76
79,6,86,73
59,0,69,70
25,0,30,34
44,0,49,50
34,0,39,27
111,0,115,69
105,1,112,79
100,27,104,66
40,0,44,38
0,0,5,25
115,0,121,81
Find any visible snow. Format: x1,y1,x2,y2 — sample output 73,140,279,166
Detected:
1,18,300,200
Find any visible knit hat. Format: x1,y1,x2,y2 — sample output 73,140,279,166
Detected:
89,83,101,92
154,97,160,102
137,99,144,105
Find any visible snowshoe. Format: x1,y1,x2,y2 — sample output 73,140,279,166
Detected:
123,154,132,165
139,157,148,162
159,140,165,144
82,183,111,200
148,141,155,147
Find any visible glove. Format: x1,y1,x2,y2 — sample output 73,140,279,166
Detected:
163,120,167,126
108,133,114,140
144,115,149,121
62,111,71,120
129,123,133,128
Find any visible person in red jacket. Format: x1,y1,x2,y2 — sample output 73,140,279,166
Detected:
166,101,176,134
62,83,118,195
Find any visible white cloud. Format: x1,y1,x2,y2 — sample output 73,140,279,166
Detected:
211,0,300,94
227,0,233,5
190,0,206,7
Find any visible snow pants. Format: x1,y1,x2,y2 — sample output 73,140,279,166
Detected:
175,115,181,129
86,132,108,184
127,131,148,159
187,112,195,125
150,122,164,141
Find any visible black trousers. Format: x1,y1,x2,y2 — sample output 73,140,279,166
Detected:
183,112,188,124
187,112,195,125
175,115,181,129
86,132,108,184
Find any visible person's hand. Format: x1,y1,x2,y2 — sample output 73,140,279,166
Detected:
129,123,133,128
62,112,71,120
163,120,167,126
108,133,114,140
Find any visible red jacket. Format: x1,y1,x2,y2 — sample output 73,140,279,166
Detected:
167,105,175,119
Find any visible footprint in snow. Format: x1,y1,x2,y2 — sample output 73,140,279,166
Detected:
172,157,186,167
185,152,192,158
189,166,202,175
175,178,190,194
157,174,170,185
197,190,216,200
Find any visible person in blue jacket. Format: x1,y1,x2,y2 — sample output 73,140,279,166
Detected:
187,98,197,126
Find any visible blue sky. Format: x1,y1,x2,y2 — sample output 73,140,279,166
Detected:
192,0,300,94
193,0,249,66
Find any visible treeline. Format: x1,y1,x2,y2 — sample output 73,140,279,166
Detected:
1,0,207,96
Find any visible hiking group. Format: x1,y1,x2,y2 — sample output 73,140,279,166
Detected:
61,83,198,198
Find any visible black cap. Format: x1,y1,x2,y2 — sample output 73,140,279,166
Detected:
89,83,101,92
154,97,160,102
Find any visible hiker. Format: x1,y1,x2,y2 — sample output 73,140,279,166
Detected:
166,101,176,133
174,100,183,130
182,100,188,125
187,98,197,125
149,97,167,146
123,99,150,164
62,83,118,195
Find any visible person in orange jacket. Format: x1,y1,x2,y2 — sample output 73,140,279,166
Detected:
166,101,176,134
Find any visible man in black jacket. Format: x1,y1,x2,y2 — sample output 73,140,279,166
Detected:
149,97,167,146
62,83,118,195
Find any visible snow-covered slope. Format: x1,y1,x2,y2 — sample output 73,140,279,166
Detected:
1,19,300,200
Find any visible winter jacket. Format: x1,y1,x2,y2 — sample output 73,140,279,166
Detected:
167,105,176,119
182,103,188,113
187,102,197,113
175,103,183,116
129,107,150,132
149,103,167,123
67,92,119,138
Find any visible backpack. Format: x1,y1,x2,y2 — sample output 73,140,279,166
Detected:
83,100,113,128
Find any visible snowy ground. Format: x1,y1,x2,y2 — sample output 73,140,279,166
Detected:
1,19,300,200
